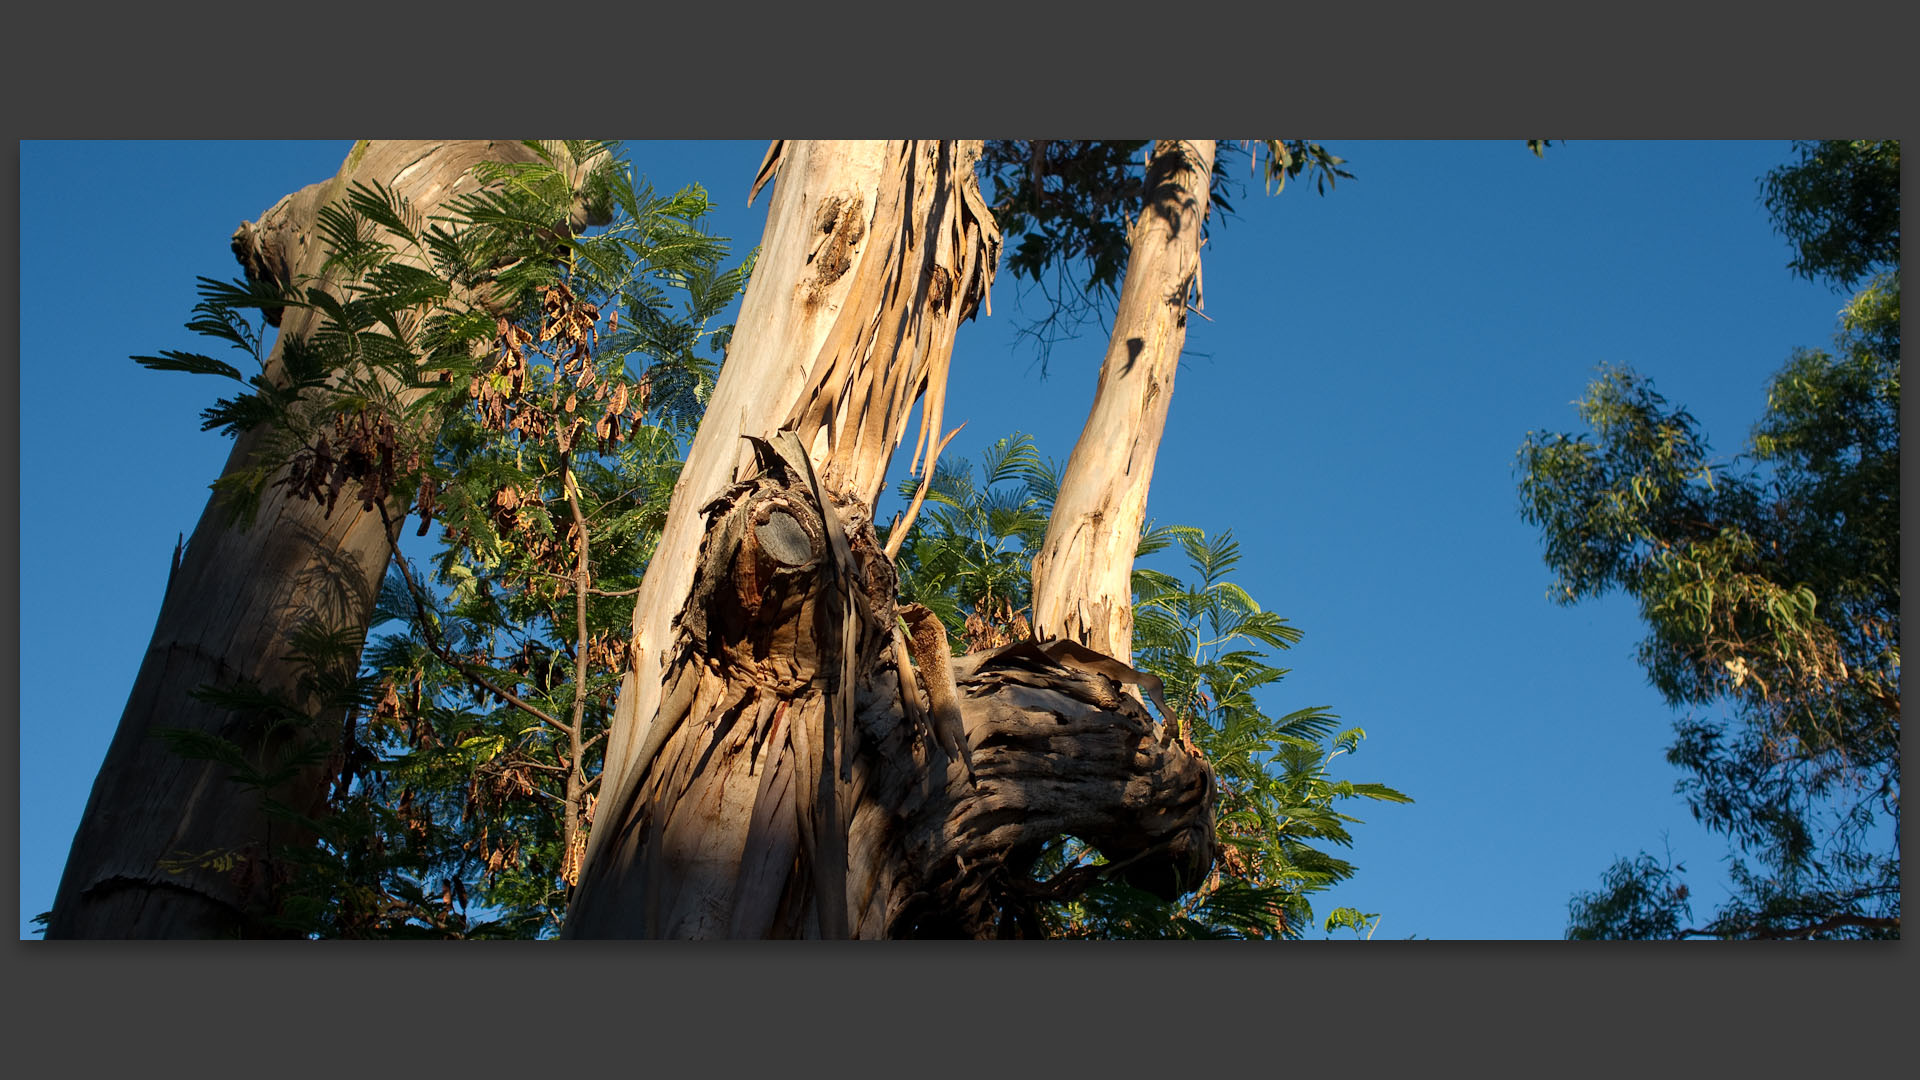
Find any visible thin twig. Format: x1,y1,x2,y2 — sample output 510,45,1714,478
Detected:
387,547,569,735
560,466,593,883
885,422,966,561
522,567,643,596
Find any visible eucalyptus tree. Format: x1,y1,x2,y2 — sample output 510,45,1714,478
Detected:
64,139,1398,938
1522,140,1900,940
565,139,1373,937
47,141,733,938
565,142,1221,938
48,141,614,938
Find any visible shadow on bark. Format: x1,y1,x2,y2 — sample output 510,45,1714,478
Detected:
566,438,1214,938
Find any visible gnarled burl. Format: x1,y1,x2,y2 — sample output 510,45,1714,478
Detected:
565,440,1214,938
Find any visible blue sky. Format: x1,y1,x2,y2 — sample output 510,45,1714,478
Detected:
18,140,1854,938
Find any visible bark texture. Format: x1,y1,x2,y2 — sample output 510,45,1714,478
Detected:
49,140,596,938
1030,140,1216,663
579,140,1001,911
592,141,892,850
566,440,1214,937
569,141,1218,937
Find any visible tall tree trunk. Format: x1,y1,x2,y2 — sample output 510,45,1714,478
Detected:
1030,140,1215,662
48,140,598,938
567,141,1216,938
589,141,895,865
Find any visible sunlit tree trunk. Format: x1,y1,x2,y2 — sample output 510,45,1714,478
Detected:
588,140,894,863
567,141,1215,938
48,140,599,939
1030,140,1215,662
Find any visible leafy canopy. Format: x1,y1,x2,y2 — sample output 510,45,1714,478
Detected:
975,139,1353,370
1760,140,1899,291
1521,140,1899,940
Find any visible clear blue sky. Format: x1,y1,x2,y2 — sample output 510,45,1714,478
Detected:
18,140,1851,939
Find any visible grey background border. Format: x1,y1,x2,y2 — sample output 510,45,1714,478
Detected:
5,2,1909,1073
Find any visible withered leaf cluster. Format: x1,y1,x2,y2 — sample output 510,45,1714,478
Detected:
584,632,630,676
962,595,1032,653
468,284,651,457
278,409,422,521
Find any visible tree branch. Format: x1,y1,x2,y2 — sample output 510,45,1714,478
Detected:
560,465,594,886
386,546,569,736
1677,912,1900,939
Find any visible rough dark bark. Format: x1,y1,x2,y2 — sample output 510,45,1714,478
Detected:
564,440,1213,937
48,140,598,938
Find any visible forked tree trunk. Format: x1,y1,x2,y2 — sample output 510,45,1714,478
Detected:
1030,140,1215,663
49,140,598,939
567,141,1215,937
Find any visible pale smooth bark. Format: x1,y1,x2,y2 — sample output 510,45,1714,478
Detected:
569,140,1002,936
49,140,597,938
589,141,891,858
1030,140,1216,663
567,141,1218,938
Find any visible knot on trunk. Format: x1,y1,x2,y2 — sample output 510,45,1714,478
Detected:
230,213,295,327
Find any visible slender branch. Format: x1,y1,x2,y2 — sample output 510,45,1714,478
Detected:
1676,913,1901,940
885,422,966,561
560,465,593,884
522,567,644,597
386,547,569,735
1748,913,1901,939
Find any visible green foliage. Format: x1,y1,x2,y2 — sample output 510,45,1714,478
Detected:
1528,145,1899,940
889,444,1409,938
1323,906,1384,939
886,433,1055,648
975,139,1349,370
139,141,748,937
1058,526,1409,939
329,144,746,938
1760,140,1899,291
1242,139,1355,197
1566,852,1694,941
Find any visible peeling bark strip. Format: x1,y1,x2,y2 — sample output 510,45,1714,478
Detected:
563,443,1215,938
592,142,891,844
1031,140,1216,663
779,140,1000,510
568,141,1216,937
589,141,999,880
49,141,602,939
